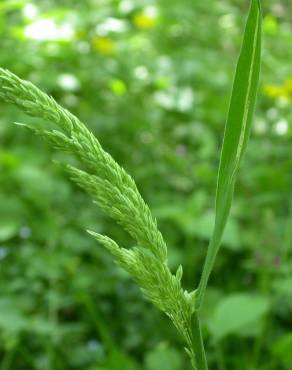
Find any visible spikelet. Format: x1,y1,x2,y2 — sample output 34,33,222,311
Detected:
0,68,197,365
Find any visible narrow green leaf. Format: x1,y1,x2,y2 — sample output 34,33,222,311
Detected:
196,0,262,309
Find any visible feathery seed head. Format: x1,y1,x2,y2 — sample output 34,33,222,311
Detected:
0,67,197,365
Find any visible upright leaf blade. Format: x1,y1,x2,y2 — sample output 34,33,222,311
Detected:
196,0,262,309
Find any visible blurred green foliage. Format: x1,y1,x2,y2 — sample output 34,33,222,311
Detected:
0,0,291,369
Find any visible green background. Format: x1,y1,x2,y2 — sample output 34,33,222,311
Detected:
0,0,291,369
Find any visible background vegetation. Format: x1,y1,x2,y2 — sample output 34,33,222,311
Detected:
0,0,291,369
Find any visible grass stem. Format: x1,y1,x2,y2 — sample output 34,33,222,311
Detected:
192,312,208,370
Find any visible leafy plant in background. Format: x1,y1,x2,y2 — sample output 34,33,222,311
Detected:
0,0,262,369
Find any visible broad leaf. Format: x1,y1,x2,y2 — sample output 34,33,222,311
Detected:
208,293,269,341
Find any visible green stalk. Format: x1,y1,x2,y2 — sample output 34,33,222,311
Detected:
192,312,208,370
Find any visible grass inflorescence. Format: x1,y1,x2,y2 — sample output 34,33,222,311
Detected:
0,1,262,369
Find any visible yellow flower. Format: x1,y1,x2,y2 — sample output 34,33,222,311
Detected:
263,83,290,99
92,36,114,54
264,84,282,98
284,78,292,93
133,13,156,29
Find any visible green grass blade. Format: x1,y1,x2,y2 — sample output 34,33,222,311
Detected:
196,0,262,309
